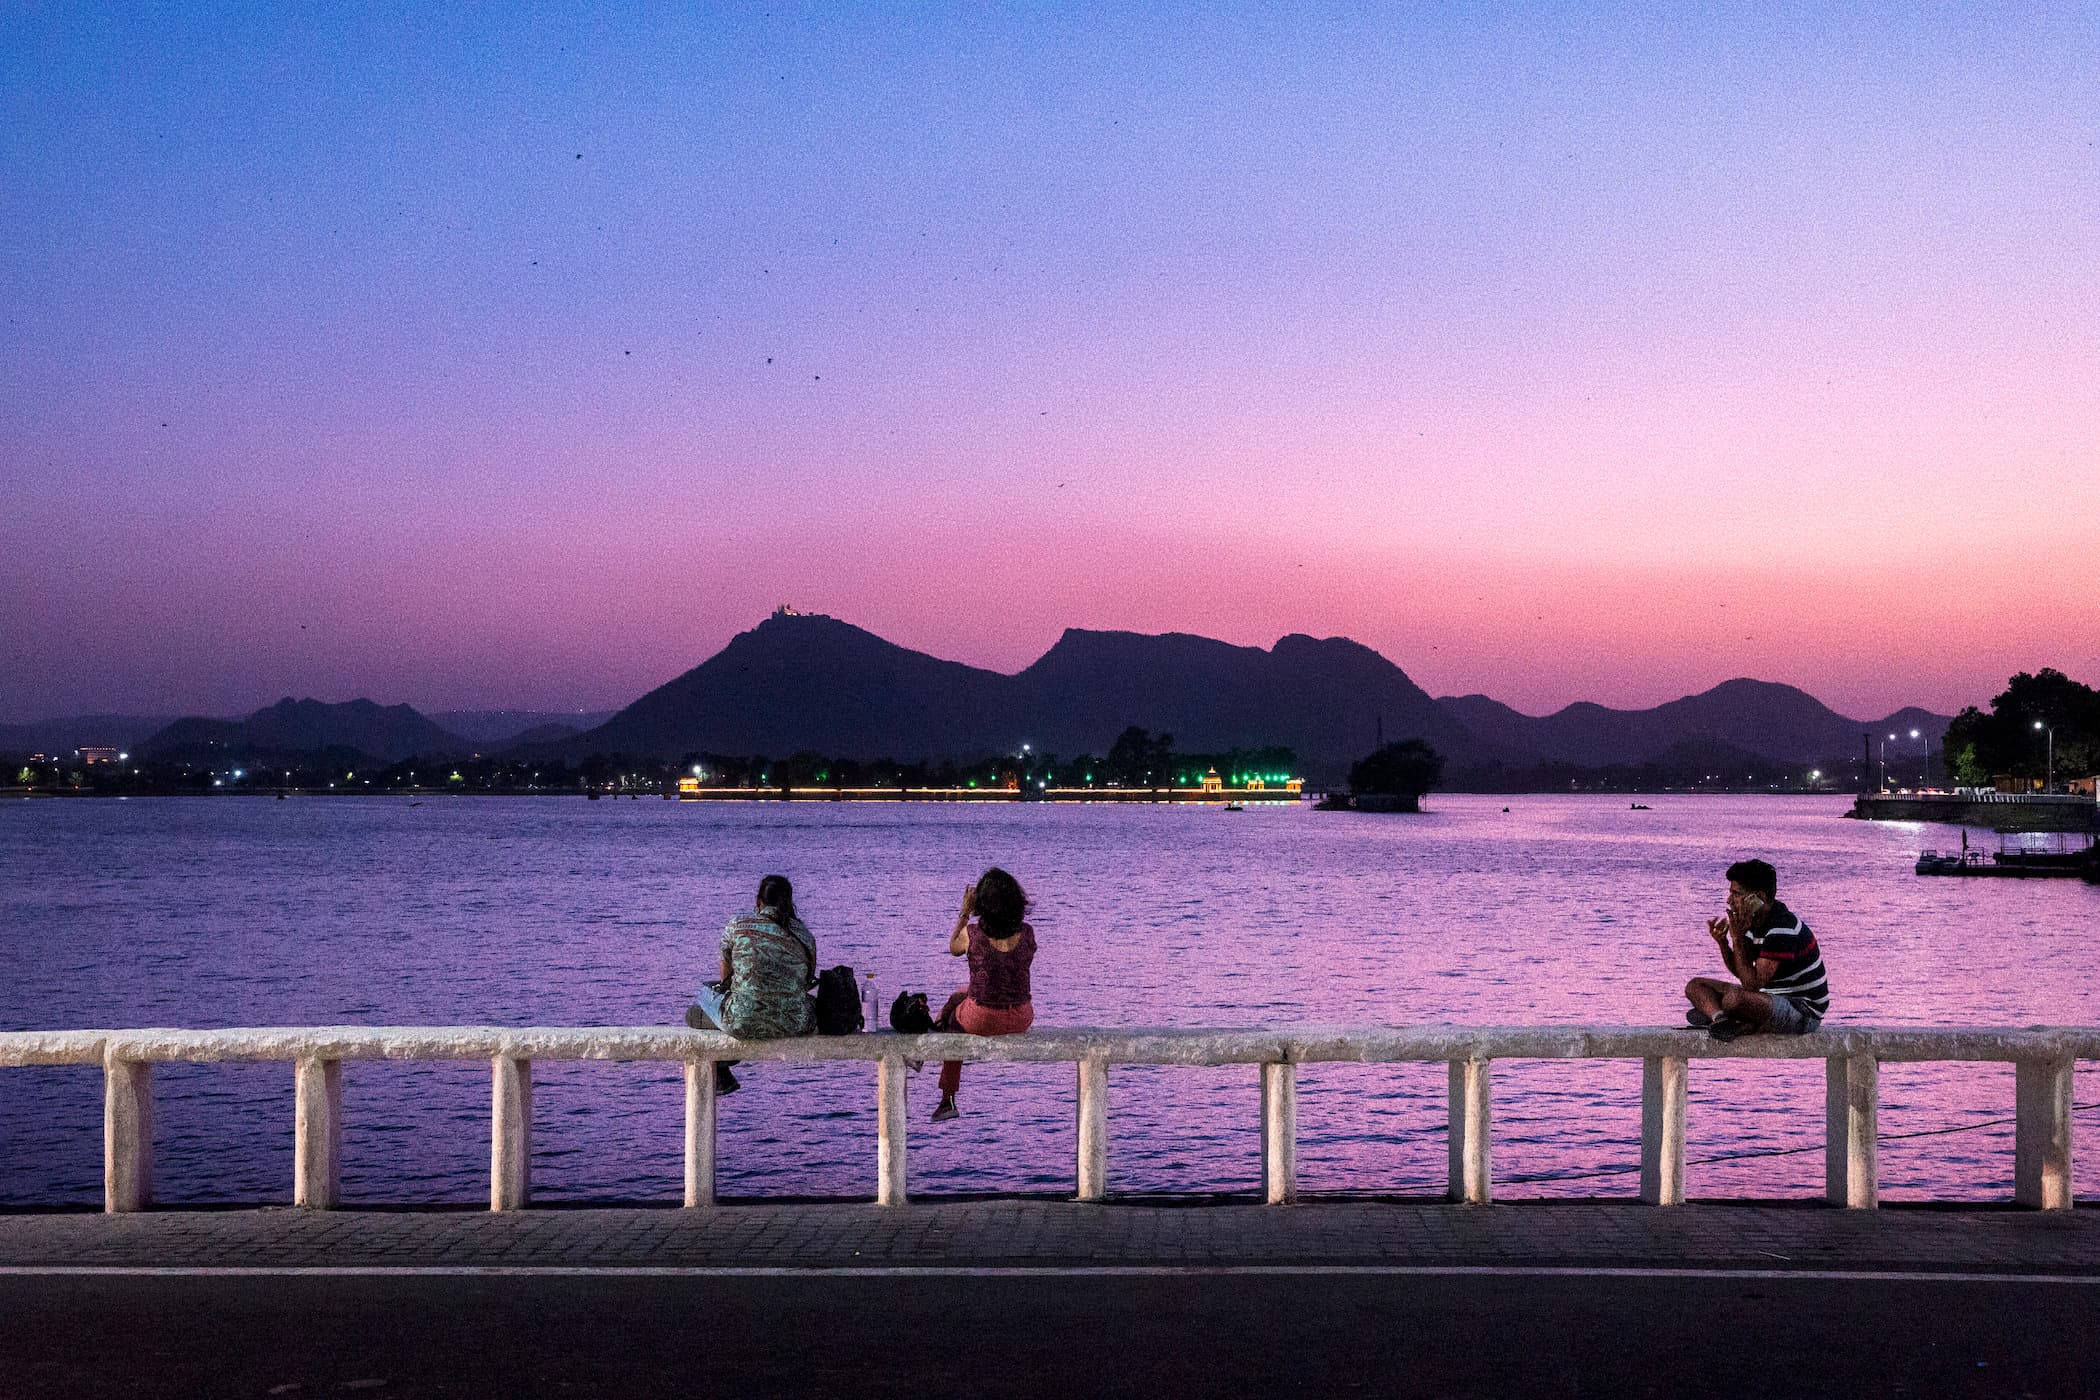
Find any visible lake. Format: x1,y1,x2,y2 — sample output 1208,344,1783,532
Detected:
2,794,2093,1205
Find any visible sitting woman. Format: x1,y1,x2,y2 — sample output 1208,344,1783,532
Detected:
687,873,815,1094
932,867,1036,1122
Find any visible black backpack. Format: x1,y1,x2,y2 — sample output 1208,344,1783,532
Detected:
888,991,935,1034
812,965,863,1035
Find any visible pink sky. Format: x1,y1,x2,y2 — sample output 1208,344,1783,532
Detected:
4,5,2096,721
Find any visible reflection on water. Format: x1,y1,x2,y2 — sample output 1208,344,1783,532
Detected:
2,795,2094,1204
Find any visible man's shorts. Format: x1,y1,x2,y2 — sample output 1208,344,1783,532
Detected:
1767,994,1823,1035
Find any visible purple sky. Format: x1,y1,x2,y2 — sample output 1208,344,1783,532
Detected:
4,4,2096,722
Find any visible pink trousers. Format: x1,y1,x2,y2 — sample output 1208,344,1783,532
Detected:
938,995,1034,1097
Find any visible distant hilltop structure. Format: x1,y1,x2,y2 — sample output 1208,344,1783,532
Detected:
773,603,828,619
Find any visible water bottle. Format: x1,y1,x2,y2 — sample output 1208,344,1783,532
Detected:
863,972,877,1032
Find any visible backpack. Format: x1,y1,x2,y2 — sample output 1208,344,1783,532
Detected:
812,964,863,1035
888,990,935,1034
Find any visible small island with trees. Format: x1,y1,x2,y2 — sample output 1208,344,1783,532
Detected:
1317,738,1446,813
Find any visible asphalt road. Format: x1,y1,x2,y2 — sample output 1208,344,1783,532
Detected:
5,1268,2098,1399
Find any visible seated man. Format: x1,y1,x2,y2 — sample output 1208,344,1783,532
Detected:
1684,858,1830,1042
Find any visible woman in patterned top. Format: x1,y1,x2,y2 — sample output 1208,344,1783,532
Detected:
686,873,816,1094
932,867,1037,1122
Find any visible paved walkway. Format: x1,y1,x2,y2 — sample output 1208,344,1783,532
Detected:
2,1199,2094,1274
8,1203,2100,1397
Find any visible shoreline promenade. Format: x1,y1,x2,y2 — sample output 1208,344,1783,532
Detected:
9,1021,2095,1395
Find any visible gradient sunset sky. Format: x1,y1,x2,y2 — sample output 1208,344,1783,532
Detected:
5,4,2095,722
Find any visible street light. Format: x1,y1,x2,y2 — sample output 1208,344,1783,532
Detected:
1909,728,1922,788
1880,733,1896,793
2034,720,2054,793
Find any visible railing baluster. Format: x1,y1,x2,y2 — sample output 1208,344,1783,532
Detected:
684,1059,717,1208
1824,1053,1878,1208
1261,1061,1297,1204
1640,1055,1687,1206
877,1055,907,1206
103,1057,153,1214
2015,1056,2073,1210
1076,1057,1108,1202
1447,1057,1492,1205
293,1057,342,1209
491,1055,532,1212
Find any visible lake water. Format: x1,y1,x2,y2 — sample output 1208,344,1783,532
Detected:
2,794,2094,1206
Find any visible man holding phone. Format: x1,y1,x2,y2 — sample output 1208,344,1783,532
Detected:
1683,858,1830,1042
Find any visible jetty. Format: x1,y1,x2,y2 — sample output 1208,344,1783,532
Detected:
674,777,1306,804
1853,790,2098,832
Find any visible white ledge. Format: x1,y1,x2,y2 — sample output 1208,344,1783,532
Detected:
4,1024,2096,1068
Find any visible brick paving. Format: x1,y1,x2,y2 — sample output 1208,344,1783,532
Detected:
1,1198,2094,1273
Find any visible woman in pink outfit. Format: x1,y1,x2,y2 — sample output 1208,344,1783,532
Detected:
932,867,1036,1122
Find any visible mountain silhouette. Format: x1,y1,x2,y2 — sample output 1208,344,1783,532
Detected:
1011,628,1480,774
1437,679,1950,767
431,710,617,745
0,714,179,754
557,611,1482,780
570,612,1013,761
143,698,469,766
15,621,1957,786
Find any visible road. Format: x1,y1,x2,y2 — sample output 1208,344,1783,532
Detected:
6,1266,2097,1398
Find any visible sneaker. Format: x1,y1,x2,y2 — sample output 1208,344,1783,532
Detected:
1708,1016,1752,1043
1685,1008,1713,1029
931,1098,959,1122
714,1064,741,1095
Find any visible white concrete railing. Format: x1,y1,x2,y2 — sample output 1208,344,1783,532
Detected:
1,1025,2091,1214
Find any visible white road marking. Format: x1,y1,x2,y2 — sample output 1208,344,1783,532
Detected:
1,1264,2095,1284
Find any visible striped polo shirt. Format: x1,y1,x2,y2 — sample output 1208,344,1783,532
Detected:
1745,900,1830,1016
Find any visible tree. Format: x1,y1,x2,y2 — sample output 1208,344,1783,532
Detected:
1349,739,1445,800
1105,726,1174,785
1940,669,2099,788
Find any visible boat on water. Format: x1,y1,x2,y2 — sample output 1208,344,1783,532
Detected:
1916,830,2098,880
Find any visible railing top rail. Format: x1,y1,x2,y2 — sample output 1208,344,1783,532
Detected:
5,1024,2098,1069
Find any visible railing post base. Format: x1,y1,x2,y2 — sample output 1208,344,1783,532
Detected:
684,1059,717,1208
491,1055,532,1212
294,1057,342,1209
878,1056,907,1206
1261,1062,1297,1204
1825,1053,1878,1209
1076,1058,1108,1202
1640,1056,1687,1206
103,1058,153,1214
2015,1057,2073,1210
1447,1058,1492,1205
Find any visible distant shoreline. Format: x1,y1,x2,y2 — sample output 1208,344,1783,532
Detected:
9,787,1863,802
